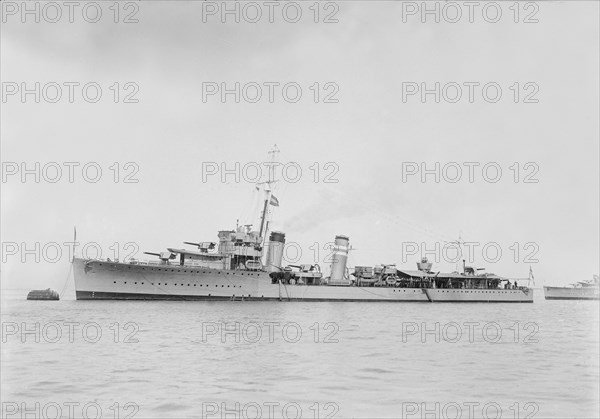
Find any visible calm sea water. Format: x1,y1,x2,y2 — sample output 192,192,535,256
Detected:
1,291,598,419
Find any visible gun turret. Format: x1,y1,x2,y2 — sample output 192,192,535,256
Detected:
183,242,216,253
144,251,176,262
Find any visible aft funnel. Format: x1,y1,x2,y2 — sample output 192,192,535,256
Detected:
266,231,286,272
329,235,350,285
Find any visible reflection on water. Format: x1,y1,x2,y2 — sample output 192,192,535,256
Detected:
1,293,598,418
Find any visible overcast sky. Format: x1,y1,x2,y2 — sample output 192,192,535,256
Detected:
1,1,598,296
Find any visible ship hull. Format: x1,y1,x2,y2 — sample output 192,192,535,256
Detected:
73,259,429,302
73,259,533,303
74,290,426,302
424,288,533,303
544,286,599,300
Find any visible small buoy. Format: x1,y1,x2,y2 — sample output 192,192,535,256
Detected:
27,288,59,301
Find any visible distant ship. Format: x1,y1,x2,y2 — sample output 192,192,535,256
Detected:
73,148,533,303
544,275,599,300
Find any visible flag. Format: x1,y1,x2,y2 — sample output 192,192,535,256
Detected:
529,266,535,286
269,195,279,207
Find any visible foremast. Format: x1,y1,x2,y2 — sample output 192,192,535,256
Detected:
258,144,280,241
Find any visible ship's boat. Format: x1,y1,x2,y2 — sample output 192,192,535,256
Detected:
27,288,59,300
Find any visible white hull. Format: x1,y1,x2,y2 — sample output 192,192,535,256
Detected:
424,288,533,303
544,286,599,300
73,259,533,303
73,259,429,302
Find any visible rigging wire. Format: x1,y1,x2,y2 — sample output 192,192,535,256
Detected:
59,263,73,299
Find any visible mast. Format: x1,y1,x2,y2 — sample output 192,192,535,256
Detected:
259,196,270,238
258,144,279,240
450,232,464,273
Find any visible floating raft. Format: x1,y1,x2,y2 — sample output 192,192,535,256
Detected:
27,288,59,301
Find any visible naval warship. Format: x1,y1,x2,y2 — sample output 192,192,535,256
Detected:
73,236,533,302
73,151,533,303
544,275,599,300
